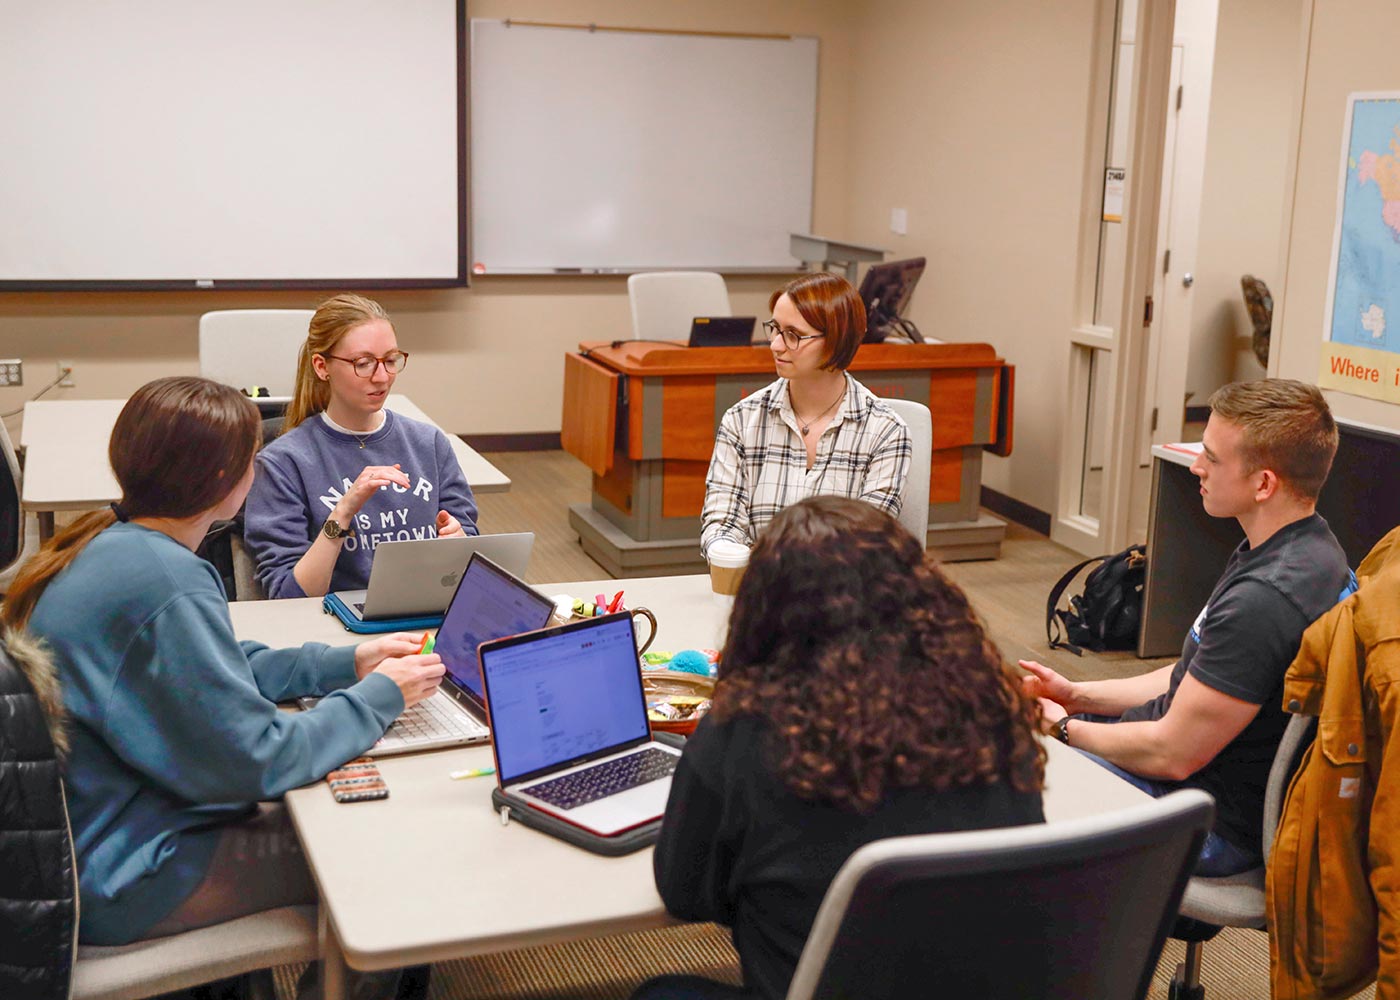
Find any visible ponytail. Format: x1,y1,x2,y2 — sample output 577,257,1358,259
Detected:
1,509,115,630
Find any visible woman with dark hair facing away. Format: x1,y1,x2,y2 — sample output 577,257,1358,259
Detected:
2,378,443,990
699,272,912,559
641,497,1046,1000
244,293,478,598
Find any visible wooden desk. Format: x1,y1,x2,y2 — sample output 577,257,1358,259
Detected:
20,395,510,540
231,574,1147,999
561,342,1014,576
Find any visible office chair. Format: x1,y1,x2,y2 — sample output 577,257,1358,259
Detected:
627,272,731,341
786,790,1214,1000
1167,713,1317,999
199,309,315,399
880,399,931,548
0,417,38,593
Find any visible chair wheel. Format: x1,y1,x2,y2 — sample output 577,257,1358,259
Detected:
1168,962,1206,1000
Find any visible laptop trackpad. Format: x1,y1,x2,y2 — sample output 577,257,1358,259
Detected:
521,775,673,837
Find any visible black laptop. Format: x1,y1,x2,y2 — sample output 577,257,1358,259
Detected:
688,316,757,348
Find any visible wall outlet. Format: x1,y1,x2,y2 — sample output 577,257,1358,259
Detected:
890,207,908,236
0,359,21,387
58,360,75,387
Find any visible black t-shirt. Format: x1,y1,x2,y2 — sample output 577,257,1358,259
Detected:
1120,513,1349,853
653,714,1044,1000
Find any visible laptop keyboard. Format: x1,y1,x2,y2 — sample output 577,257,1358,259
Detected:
375,692,487,751
523,747,678,810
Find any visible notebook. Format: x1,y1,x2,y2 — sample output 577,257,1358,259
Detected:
333,532,534,622
306,552,556,757
480,612,681,837
687,316,757,348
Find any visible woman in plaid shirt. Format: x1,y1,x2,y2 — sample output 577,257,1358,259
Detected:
700,273,912,558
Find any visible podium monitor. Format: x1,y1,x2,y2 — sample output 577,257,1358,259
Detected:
858,257,926,343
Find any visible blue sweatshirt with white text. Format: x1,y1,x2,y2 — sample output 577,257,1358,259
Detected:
244,410,479,599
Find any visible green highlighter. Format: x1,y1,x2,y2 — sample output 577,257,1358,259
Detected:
418,632,436,655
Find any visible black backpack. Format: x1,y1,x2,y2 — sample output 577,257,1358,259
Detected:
1044,544,1147,655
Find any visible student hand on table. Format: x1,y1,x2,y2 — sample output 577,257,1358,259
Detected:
333,464,413,522
435,510,465,538
355,633,445,709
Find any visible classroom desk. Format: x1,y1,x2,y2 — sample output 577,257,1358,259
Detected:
19,395,510,541
229,574,1150,1000
1139,444,1242,658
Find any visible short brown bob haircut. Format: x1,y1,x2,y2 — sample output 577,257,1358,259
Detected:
1207,378,1338,502
768,272,867,372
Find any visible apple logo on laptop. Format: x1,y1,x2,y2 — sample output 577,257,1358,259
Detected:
441,571,461,589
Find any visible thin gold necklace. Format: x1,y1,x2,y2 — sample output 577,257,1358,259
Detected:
795,387,845,437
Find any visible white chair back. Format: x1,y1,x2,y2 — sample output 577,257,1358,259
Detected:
0,418,37,590
627,272,731,341
880,399,931,548
198,309,315,399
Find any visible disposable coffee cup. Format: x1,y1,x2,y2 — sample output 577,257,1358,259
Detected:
708,540,751,608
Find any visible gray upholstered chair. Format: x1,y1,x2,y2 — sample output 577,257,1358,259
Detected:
1167,713,1317,999
786,790,1214,1000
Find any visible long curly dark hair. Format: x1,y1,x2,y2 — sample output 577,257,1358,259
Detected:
712,496,1045,813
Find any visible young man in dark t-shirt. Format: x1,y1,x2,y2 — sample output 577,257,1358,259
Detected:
1021,379,1351,875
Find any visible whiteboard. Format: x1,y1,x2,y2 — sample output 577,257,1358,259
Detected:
469,20,817,273
0,1,464,289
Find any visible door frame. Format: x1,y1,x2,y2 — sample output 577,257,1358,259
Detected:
1054,0,1178,556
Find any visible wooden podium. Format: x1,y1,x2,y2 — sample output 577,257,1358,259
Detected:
562,341,1014,577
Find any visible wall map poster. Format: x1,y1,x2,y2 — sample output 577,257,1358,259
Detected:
1321,92,1400,404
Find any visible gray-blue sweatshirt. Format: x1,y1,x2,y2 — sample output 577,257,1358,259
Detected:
26,522,404,944
244,410,478,598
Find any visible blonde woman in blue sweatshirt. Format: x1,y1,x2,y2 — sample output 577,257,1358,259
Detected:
3,377,444,970
244,293,478,598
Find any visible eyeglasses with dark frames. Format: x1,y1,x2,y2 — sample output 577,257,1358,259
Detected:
762,319,826,351
322,351,409,378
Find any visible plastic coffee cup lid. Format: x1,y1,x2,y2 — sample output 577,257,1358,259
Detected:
708,540,751,567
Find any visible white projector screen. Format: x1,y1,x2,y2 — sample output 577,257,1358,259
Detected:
0,1,465,289
469,20,817,274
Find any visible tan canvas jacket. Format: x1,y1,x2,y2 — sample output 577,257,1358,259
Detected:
1268,526,1400,1000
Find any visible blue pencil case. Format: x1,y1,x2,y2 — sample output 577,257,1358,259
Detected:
322,592,444,634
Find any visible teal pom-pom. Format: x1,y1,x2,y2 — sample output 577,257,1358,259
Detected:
669,649,714,677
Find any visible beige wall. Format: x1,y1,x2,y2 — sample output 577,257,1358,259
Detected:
1184,0,1304,400
1274,0,1400,433
844,0,1100,511
8,0,1344,515
0,0,856,439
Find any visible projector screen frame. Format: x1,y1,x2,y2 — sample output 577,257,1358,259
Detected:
0,0,469,293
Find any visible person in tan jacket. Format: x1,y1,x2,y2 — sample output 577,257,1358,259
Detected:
1268,525,1400,1000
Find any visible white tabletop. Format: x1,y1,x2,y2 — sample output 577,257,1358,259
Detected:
229,574,1149,974
19,394,509,515
1151,442,1204,468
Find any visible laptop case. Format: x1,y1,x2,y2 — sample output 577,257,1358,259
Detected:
323,592,444,634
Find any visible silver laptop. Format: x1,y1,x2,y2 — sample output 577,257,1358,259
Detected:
481,612,680,836
307,552,556,757
334,532,534,622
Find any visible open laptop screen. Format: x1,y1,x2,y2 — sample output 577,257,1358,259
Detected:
481,614,650,784
432,554,555,700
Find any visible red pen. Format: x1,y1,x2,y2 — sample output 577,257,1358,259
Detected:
607,590,625,613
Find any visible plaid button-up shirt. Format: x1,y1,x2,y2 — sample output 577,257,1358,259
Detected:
700,374,912,557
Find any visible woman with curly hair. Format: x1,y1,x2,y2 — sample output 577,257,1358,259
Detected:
640,496,1045,1000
